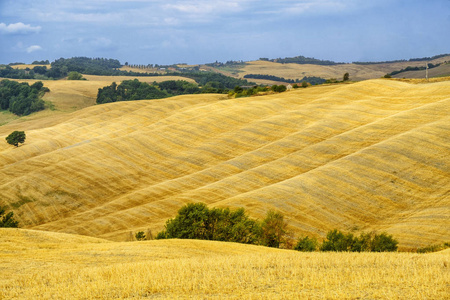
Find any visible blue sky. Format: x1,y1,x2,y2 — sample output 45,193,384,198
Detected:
1,0,449,65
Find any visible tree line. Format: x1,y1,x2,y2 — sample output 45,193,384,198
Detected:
261,55,341,65
0,79,48,116
152,202,399,252
243,74,326,85
388,63,441,76
96,79,203,104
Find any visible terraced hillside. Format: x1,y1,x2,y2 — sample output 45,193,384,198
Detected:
0,79,449,249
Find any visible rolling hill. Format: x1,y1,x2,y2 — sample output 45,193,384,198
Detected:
0,79,449,250
207,55,450,83
1,228,448,299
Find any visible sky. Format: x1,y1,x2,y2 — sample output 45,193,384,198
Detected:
1,0,449,65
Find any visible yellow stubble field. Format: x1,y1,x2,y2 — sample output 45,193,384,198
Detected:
0,228,448,299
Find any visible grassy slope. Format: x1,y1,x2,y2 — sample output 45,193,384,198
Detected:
392,63,450,79
0,75,197,127
1,228,448,299
0,79,449,249
233,55,450,82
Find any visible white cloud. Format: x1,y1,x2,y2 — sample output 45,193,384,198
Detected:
0,22,41,34
26,45,42,53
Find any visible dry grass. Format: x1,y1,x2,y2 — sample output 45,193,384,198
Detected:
0,79,449,250
1,228,448,299
8,64,50,70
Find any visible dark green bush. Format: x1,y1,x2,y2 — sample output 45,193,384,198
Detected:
319,230,398,252
0,206,19,227
294,236,318,252
157,203,262,245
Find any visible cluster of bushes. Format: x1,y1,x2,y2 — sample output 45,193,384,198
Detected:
416,242,450,253
156,203,287,248
154,202,400,252
0,79,48,115
296,229,398,252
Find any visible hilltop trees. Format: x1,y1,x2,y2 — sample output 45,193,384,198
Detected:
5,131,26,147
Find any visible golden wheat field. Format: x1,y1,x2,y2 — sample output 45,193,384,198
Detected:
0,228,448,299
0,79,449,250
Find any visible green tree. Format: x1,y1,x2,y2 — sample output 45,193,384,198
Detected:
135,231,146,241
294,236,318,252
163,202,210,239
371,232,398,252
320,229,356,251
343,72,350,81
67,71,85,80
6,131,26,147
302,81,308,88
157,203,262,244
0,206,19,227
261,210,287,248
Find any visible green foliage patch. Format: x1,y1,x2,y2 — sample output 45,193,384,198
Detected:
0,206,19,227
0,79,48,115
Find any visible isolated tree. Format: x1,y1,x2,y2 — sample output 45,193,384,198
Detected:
135,231,146,241
5,131,26,147
302,81,308,88
0,206,19,227
343,72,350,81
261,210,287,248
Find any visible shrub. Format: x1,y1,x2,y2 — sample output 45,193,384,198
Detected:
320,229,356,252
67,71,85,80
371,232,398,252
320,230,398,252
135,231,146,241
294,236,318,252
0,206,19,227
